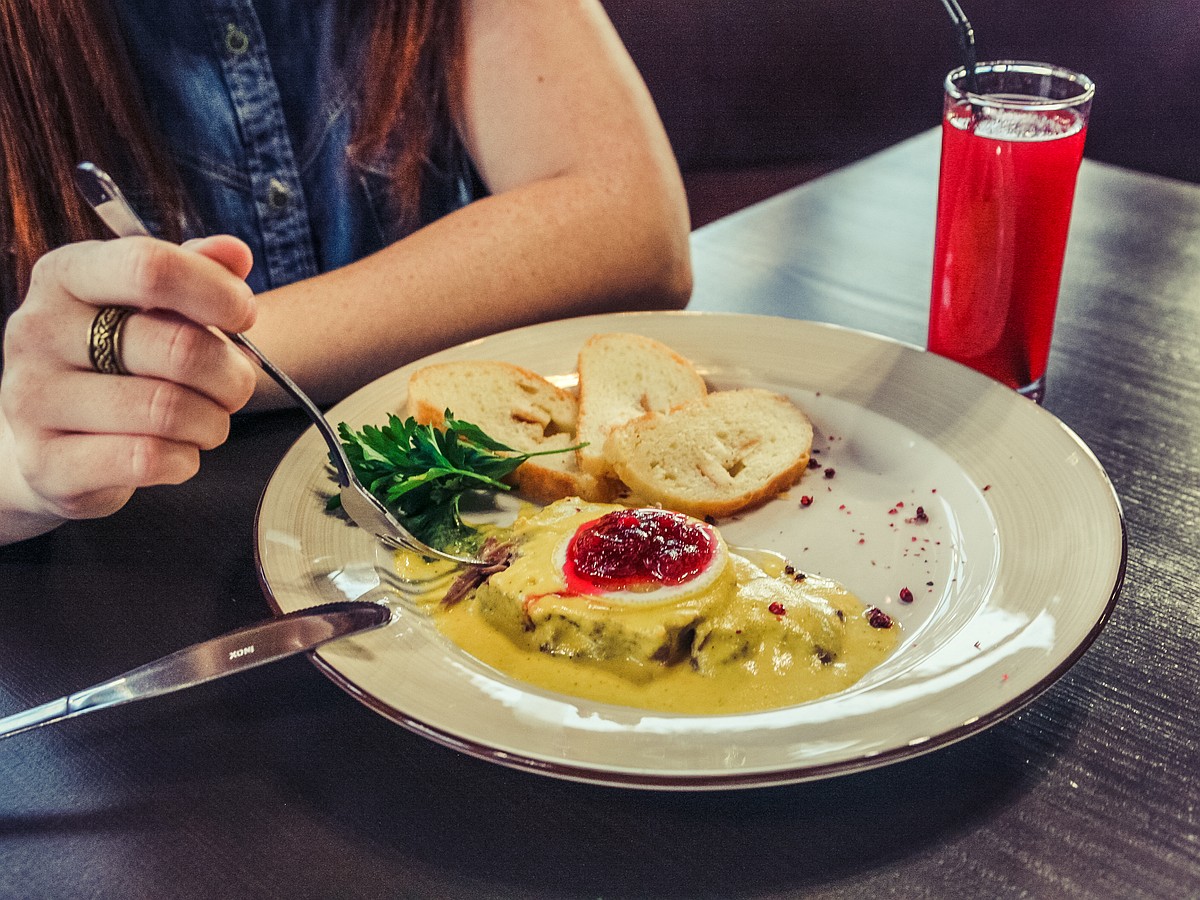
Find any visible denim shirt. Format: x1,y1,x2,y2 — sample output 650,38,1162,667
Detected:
112,0,480,294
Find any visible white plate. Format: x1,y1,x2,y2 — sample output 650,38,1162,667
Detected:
254,312,1125,790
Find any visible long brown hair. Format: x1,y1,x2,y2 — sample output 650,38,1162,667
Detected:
0,0,462,313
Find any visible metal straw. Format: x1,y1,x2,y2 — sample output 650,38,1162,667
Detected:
939,0,979,95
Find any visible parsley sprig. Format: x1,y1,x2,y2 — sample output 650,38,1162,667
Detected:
327,411,580,550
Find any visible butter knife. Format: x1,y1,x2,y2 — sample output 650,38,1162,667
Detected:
0,600,391,740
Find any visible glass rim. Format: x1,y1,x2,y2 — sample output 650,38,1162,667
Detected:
945,60,1095,111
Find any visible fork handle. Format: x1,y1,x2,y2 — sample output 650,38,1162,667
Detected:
228,333,353,487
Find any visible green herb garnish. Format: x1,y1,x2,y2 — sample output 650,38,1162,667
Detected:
327,411,581,550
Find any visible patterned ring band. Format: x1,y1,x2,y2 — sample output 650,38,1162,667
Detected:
88,305,134,375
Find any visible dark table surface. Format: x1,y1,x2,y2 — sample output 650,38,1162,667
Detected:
3,131,1198,899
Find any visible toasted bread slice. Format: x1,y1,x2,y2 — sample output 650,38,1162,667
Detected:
604,388,814,519
405,361,608,504
575,333,708,479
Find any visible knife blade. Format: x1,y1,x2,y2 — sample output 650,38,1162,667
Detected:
0,600,392,740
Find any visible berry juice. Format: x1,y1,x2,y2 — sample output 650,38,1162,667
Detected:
928,99,1088,397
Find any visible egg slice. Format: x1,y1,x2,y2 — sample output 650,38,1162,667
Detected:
470,500,737,681
554,506,729,603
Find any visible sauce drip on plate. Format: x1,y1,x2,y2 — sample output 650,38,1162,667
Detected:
401,500,899,715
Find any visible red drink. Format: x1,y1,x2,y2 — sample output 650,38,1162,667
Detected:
927,63,1093,402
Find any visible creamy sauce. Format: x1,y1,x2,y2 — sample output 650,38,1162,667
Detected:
400,500,898,715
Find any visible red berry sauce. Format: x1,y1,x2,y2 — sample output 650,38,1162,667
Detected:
563,508,717,595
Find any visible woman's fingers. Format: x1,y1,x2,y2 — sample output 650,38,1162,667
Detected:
7,369,234,451
5,302,257,413
183,234,255,281
9,234,260,412
14,431,201,520
100,310,257,412
29,236,256,333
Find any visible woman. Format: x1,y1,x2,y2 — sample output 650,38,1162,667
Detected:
0,0,692,545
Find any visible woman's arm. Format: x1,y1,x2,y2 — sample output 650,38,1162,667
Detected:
243,0,691,408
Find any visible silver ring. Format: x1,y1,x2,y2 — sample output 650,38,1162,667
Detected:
88,306,133,375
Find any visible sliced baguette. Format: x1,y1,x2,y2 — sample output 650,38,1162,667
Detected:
604,388,814,519
575,333,708,479
405,360,608,504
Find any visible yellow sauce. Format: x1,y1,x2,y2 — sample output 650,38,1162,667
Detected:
401,500,898,714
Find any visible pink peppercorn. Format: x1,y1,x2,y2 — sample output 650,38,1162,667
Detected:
865,607,893,628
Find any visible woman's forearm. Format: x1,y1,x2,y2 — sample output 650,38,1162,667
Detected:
241,0,692,411
243,166,691,410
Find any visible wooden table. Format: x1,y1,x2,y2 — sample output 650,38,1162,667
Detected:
3,131,1198,898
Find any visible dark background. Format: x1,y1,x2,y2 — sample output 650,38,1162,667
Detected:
604,1,1197,224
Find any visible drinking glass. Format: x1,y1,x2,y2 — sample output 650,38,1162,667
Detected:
927,61,1095,403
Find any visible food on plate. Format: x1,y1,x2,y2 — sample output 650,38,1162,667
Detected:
405,360,611,505
605,387,814,519
329,410,579,552
574,332,707,481
331,338,890,713
403,333,814,518
408,499,899,714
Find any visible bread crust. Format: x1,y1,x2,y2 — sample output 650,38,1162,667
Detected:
402,339,813,517
575,333,707,479
604,389,814,519
406,360,609,502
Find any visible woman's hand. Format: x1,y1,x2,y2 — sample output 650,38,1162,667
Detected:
0,235,257,544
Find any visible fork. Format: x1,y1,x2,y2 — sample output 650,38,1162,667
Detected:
74,162,486,567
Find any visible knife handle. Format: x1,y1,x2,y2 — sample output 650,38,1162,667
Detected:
0,698,74,739
0,601,392,741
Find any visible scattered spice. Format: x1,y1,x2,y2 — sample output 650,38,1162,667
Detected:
865,607,893,629
824,467,837,479
784,565,808,582
807,458,822,470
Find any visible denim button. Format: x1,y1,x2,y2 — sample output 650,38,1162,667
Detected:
224,23,249,55
267,178,290,210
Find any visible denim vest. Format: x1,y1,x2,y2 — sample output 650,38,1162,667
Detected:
113,0,480,294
